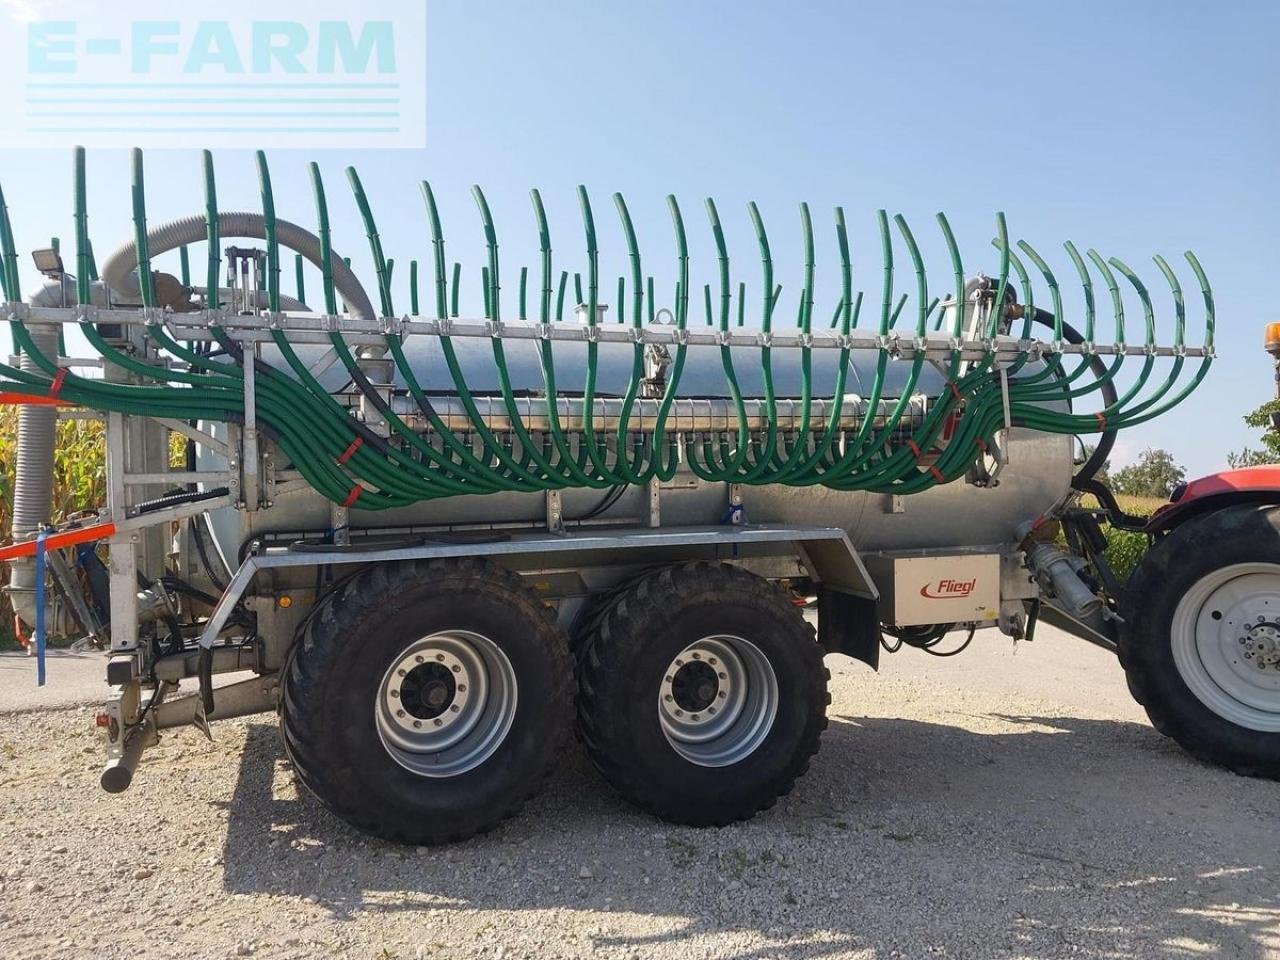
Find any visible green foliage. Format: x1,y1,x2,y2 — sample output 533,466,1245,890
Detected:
1228,447,1275,468
1228,398,1280,467
0,408,108,649
1075,493,1163,582
1104,528,1150,582
1111,448,1186,499
0,406,106,533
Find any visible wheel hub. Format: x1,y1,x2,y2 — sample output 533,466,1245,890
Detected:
1242,622,1280,669
384,647,474,733
375,630,518,778
400,662,458,719
668,658,723,717
1172,564,1280,733
658,635,778,767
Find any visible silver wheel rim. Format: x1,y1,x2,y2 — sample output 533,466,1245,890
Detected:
658,635,779,767
1171,562,1280,732
375,630,518,778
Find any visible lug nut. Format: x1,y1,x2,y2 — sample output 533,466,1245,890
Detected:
434,719,443,727
664,694,673,702
413,720,422,728
436,654,445,662
692,652,701,660
718,691,727,699
397,668,406,677
396,709,405,718
450,704,460,713
457,684,466,693
415,655,424,663
452,665,461,673
718,671,727,680
390,690,399,698
691,714,700,721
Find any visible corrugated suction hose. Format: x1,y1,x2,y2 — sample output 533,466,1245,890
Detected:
8,320,59,625
100,211,374,320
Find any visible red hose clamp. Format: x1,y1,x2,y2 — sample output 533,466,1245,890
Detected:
48,368,67,399
929,465,945,483
337,436,364,465
341,485,363,508
1094,412,1108,430
945,379,963,401
942,409,962,442
907,439,923,460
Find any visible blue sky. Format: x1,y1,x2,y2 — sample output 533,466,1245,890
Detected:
1,0,1277,476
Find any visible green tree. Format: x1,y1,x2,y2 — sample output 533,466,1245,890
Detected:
1227,447,1274,468
1227,398,1280,468
1111,448,1186,499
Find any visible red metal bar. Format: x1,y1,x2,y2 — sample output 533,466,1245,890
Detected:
0,521,116,562
0,392,64,407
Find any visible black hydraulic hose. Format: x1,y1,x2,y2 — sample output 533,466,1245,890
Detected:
1072,476,1149,531
159,575,255,626
1026,306,1117,484
572,485,626,522
190,511,225,592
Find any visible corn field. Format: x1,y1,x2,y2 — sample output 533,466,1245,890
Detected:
0,408,108,646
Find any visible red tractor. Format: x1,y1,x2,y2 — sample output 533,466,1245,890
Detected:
1104,326,1280,777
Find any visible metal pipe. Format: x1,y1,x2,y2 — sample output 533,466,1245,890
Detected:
101,681,172,793
346,394,929,435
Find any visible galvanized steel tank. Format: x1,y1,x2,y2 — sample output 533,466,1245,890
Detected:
208,331,1072,561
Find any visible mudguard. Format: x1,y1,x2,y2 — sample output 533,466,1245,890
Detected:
1147,465,1280,533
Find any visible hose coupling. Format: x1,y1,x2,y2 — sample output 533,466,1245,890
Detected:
1020,538,1102,620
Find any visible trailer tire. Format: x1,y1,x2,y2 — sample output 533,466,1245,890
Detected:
1121,504,1280,779
576,562,828,825
568,570,651,662
280,558,572,844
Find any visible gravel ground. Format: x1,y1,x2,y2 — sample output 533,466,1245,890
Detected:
1,624,1278,960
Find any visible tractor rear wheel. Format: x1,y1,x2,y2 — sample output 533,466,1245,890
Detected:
576,562,828,825
280,558,572,844
1121,504,1280,778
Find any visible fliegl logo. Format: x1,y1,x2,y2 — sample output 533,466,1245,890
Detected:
920,578,977,600
0,1,426,149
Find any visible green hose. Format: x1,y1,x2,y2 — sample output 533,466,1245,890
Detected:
0,149,1216,512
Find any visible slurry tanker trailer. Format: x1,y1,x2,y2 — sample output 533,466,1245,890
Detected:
0,147,1270,844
